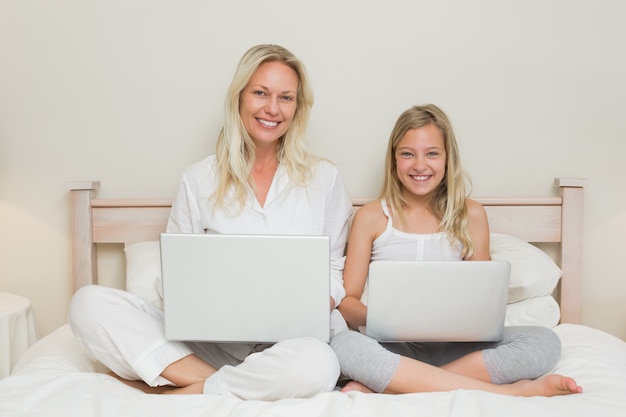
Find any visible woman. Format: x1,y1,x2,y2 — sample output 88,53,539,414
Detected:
331,104,582,397
69,44,353,400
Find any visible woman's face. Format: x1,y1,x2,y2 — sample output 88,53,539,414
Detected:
239,61,299,148
394,123,447,199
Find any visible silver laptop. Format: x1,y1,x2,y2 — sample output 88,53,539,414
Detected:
363,260,510,342
160,233,330,343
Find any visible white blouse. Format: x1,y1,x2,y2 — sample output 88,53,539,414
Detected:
167,155,353,306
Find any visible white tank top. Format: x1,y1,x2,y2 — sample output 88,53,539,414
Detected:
370,199,463,262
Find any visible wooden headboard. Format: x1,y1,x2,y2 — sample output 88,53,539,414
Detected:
66,178,586,324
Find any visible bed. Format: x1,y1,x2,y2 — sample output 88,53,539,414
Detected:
2,177,626,417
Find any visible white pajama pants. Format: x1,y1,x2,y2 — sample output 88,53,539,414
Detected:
68,285,340,400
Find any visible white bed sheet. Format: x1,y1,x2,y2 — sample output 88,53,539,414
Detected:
1,323,626,417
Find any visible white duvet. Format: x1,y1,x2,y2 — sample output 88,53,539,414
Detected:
1,323,626,417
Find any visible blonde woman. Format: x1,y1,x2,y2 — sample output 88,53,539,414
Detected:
331,104,582,397
69,44,353,400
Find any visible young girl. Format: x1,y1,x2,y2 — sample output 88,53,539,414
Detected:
331,104,582,397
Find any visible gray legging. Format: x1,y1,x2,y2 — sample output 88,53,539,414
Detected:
330,326,561,393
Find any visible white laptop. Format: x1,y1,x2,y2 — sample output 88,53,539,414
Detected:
363,260,510,342
160,233,331,343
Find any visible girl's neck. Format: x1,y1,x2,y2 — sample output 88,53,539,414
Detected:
393,192,441,234
401,189,432,210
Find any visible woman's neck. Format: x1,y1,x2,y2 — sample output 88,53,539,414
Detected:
253,141,279,169
251,148,279,208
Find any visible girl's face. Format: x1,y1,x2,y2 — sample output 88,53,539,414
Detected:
239,61,299,149
394,123,447,199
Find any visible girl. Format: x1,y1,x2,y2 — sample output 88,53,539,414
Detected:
331,104,582,397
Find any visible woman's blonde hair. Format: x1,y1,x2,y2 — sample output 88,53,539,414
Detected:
212,44,318,213
380,104,475,258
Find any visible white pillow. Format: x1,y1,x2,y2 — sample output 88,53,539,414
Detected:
490,233,562,303
504,296,560,328
124,241,163,309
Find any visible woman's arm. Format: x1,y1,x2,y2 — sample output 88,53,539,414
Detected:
338,202,386,329
166,173,203,234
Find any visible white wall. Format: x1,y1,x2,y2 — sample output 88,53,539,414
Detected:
1,0,625,340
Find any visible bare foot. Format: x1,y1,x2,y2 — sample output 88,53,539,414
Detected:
341,380,375,393
107,371,177,394
507,374,583,397
161,380,204,395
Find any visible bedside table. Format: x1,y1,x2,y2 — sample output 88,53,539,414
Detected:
0,292,39,378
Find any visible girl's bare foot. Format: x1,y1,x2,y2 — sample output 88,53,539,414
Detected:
341,380,375,393
507,374,583,397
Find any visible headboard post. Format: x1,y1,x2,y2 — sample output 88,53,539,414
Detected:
66,181,100,291
555,178,587,324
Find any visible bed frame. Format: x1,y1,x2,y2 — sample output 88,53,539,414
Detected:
66,178,587,324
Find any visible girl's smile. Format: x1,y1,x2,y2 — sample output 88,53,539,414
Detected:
395,123,446,199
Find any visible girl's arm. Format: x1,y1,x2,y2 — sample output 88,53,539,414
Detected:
338,202,386,329
465,199,491,261
321,164,354,310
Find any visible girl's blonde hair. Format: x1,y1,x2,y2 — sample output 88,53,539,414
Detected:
380,104,475,258
212,44,318,213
